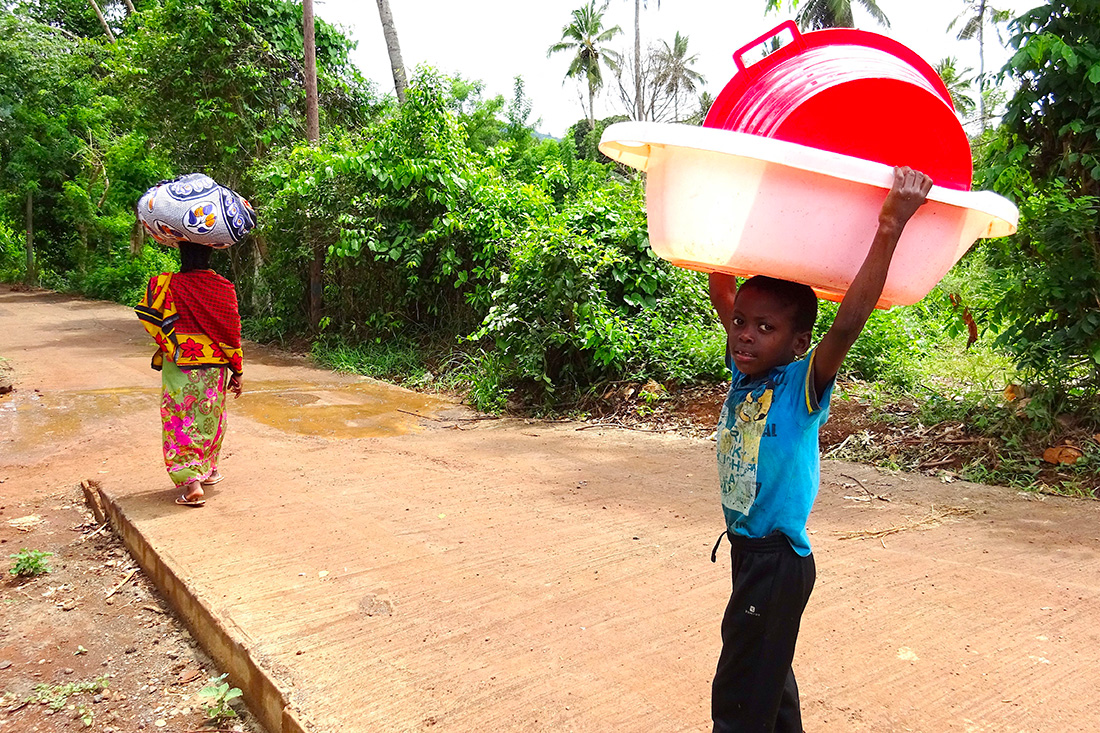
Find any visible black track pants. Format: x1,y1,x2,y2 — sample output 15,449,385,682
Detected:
711,532,816,733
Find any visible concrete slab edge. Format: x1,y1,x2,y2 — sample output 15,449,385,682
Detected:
96,487,309,733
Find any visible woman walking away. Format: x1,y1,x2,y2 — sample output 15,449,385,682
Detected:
133,173,255,507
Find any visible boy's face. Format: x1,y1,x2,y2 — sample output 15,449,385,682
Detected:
729,286,812,379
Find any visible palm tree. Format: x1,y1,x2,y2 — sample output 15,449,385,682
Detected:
948,0,1011,130
375,0,408,103
655,32,705,121
631,0,660,121
934,57,977,120
767,0,890,31
548,0,623,130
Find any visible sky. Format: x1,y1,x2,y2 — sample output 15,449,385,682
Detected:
313,0,1039,138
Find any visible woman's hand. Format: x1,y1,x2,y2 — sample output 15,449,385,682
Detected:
228,373,243,398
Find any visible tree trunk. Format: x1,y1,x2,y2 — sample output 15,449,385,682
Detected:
121,0,135,14
25,192,35,285
977,0,987,130
634,0,643,120
308,250,323,330
304,0,323,329
129,217,145,256
87,0,116,42
588,82,596,130
303,0,320,143
375,0,408,104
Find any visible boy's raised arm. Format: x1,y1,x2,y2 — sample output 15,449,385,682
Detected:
812,166,933,399
709,272,738,359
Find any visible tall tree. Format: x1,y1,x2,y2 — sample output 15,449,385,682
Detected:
304,0,322,328
631,0,659,121
87,0,116,41
548,0,623,130
303,0,319,142
375,0,407,103
949,0,1011,130
654,31,704,121
765,0,890,31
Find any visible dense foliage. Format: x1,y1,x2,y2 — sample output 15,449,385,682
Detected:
2,0,1097,445
975,0,1100,415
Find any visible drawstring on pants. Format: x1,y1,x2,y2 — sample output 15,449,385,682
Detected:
711,530,728,563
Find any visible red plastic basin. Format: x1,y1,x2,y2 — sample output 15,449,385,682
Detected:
704,21,972,191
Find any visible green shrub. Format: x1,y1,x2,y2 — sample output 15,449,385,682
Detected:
0,220,24,281
77,246,179,305
813,301,925,387
9,549,53,577
984,183,1100,412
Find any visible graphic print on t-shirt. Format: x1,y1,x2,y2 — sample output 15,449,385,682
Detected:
717,385,774,515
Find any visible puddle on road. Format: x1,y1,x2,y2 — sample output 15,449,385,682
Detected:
0,378,449,457
0,386,156,457
233,379,449,439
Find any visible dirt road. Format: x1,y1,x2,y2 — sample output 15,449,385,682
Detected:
2,285,1099,732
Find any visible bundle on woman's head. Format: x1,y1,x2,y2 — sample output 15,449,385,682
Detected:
137,173,256,249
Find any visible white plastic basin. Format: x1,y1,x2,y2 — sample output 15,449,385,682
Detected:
599,121,1018,308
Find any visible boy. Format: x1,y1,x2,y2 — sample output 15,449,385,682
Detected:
707,166,933,732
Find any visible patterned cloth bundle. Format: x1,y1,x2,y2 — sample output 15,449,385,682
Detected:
137,173,257,248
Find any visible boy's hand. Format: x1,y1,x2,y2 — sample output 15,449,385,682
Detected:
878,166,933,233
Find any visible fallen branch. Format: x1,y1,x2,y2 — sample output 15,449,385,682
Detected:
837,504,975,541
82,523,109,540
106,569,137,598
397,408,441,421
823,433,855,458
839,473,891,502
917,455,957,469
576,421,669,433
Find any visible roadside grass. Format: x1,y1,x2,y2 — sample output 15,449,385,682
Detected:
304,315,1097,498
827,340,1099,498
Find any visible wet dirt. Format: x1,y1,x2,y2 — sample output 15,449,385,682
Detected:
1,387,157,459
2,285,1100,733
238,380,451,439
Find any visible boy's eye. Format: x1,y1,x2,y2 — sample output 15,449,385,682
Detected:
731,317,744,327
759,323,774,333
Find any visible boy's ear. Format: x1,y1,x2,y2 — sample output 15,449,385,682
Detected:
793,331,812,357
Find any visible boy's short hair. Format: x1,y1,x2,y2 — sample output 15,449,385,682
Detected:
739,276,818,333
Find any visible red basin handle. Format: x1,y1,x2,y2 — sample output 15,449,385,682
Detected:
733,20,805,77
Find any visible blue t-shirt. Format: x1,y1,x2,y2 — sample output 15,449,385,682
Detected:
715,349,833,556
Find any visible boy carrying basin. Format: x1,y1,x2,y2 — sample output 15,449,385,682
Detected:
707,166,932,732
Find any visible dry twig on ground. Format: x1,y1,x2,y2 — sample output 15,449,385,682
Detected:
837,504,975,541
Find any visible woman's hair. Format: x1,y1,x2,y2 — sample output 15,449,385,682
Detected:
178,241,213,272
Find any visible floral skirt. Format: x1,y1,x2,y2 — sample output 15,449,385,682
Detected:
161,359,228,489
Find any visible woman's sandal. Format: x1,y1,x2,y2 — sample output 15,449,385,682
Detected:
201,473,224,486
175,494,206,507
